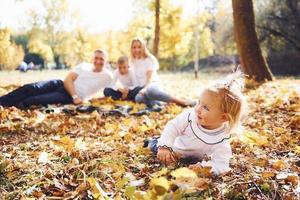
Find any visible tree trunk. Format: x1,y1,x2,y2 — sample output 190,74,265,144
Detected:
232,0,274,82
153,0,160,57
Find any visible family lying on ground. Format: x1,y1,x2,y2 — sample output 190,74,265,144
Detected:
0,37,247,175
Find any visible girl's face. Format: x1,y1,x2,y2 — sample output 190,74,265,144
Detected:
131,41,143,58
194,90,227,130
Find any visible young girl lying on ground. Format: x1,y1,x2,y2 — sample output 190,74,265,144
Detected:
144,71,247,175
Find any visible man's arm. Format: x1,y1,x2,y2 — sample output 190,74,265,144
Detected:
63,71,81,104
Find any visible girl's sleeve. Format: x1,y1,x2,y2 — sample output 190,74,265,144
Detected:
200,142,232,175
157,109,190,149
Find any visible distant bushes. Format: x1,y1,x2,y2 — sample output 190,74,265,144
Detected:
267,53,300,75
180,54,300,75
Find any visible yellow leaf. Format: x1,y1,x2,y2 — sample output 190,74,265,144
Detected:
52,136,74,152
191,165,212,178
138,125,149,132
150,177,170,195
68,118,76,125
193,178,210,191
0,159,9,173
124,186,136,199
252,158,269,167
153,167,168,178
294,146,300,155
171,167,197,179
243,131,269,147
286,175,299,186
124,133,133,143
116,176,130,191
272,160,285,170
261,171,276,179
87,177,107,199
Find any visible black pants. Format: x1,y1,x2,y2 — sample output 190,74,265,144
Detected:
0,79,73,108
103,86,143,101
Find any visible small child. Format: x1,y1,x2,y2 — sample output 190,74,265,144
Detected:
104,56,143,101
144,71,246,175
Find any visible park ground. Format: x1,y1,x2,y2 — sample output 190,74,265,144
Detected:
0,70,299,199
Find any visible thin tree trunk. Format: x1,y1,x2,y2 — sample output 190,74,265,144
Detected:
232,0,274,82
153,0,160,57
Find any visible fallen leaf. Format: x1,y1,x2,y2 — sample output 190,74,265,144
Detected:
150,177,170,195
171,167,197,179
87,177,107,199
52,136,74,152
272,160,285,170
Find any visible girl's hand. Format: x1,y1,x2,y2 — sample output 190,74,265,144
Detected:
189,162,202,171
157,147,177,165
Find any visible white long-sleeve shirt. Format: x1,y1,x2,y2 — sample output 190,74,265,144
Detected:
157,108,232,175
109,69,138,90
130,57,159,87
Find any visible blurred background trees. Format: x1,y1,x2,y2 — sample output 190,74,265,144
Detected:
0,0,299,75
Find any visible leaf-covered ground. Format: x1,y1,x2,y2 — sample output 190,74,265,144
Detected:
0,72,299,199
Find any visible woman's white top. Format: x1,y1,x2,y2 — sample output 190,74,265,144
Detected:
131,57,159,87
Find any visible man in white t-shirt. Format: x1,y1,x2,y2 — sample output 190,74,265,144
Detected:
0,49,113,108
104,56,143,101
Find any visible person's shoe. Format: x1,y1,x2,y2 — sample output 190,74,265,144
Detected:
131,109,150,116
147,104,163,112
41,105,60,114
115,105,132,115
143,139,149,148
76,105,99,113
62,105,77,115
108,109,126,116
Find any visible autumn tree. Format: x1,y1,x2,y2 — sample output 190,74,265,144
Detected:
232,0,273,82
153,0,160,57
256,0,300,52
210,1,236,55
26,0,77,67
0,28,24,70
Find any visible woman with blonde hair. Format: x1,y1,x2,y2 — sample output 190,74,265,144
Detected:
130,37,194,107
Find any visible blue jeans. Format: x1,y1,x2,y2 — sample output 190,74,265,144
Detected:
0,79,72,108
135,85,171,107
147,138,159,154
103,86,143,101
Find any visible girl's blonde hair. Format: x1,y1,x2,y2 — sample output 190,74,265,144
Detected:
130,37,159,70
205,70,247,133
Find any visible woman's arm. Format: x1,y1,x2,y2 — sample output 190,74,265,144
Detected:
145,70,153,86
138,70,153,95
